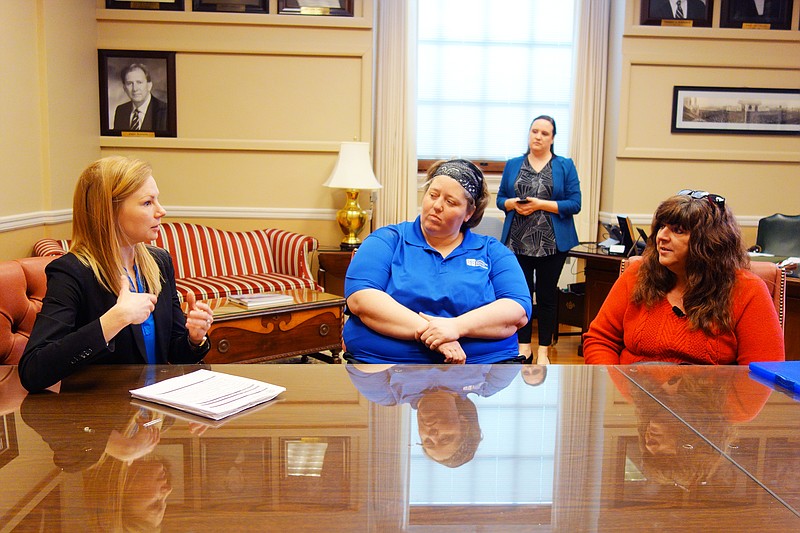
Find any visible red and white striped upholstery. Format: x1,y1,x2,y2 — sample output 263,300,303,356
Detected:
32,222,320,301
32,238,71,257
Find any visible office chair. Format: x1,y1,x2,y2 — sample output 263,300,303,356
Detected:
750,213,800,279
750,214,800,257
620,256,786,331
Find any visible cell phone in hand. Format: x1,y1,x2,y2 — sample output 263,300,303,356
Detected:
517,197,530,204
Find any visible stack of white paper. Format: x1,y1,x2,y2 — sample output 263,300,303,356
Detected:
228,293,294,309
130,369,286,420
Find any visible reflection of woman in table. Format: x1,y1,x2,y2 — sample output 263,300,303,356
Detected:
347,364,520,467
20,369,179,531
613,366,770,489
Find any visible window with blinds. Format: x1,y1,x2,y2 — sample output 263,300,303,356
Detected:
417,0,577,170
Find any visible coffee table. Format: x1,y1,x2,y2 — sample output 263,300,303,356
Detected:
197,289,345,364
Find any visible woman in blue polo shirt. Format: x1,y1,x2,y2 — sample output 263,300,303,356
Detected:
343,159,532,364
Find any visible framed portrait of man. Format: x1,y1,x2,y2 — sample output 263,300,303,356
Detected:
278,0,354,16
98,50,177,137
640,0,714,26
106,0,185,10
720,0,793,29
192,0,267,13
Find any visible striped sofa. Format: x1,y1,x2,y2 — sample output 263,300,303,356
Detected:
33,222,320,302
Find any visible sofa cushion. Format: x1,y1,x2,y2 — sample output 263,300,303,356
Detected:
154,222,277,279
176,272,318,301
0,256,55,365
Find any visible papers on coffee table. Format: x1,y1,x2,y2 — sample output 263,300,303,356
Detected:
228,293,294,309
130,369,286,420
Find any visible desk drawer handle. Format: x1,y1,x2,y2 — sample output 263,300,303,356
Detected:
217,339,230,354
319,324,330,337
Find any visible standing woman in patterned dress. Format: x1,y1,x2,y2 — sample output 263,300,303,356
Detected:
497,115,582,364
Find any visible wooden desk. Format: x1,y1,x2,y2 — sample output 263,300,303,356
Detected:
3,364,799,530
203,289,345,364
569,246,800,360
317,249,353,298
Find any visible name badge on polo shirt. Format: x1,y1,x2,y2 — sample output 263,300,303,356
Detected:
466,258,488,269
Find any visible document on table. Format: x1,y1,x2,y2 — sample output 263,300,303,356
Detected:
130,398,280,429
130,369,286,420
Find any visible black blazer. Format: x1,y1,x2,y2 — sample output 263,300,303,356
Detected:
649,0,707,19
112,95,168,132
19,247,208,392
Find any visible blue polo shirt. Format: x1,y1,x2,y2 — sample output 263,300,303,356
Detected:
343,216,532,364
345,364,521,407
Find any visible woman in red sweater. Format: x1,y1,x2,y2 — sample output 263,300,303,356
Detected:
584,190,784,365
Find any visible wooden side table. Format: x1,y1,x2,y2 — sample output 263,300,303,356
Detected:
317,250,353,297
198,289,345,364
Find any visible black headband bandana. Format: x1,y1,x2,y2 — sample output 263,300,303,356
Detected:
432,160,483,203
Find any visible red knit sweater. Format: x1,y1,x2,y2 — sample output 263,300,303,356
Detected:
584,261,785,365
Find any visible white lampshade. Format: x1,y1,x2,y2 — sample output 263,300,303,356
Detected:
323,142,382,190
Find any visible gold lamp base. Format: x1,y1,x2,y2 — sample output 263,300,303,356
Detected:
336,189,368,250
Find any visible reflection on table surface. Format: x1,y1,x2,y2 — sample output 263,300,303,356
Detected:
1,364,798,531
617,364,800,515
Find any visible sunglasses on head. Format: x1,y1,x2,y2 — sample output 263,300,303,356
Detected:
677,189,726,210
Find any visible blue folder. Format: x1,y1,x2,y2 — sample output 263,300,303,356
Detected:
749,361,800,395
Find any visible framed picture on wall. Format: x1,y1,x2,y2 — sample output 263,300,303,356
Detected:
278,0,354,16
640,0,714,26
0,414,19,470
671,86,800,135
106,0,185,10
193,0,267,13
98,50,177,138
720,0,793,29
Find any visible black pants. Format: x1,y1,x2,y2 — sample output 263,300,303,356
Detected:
515,251,568,346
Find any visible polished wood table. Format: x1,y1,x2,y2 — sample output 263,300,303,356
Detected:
200,289,345,364
1,364,798,530
569,245,800,360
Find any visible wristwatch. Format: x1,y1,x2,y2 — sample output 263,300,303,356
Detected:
191,335,209,350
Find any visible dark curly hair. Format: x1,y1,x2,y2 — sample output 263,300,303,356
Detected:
633,194,748,335
633,371,736,489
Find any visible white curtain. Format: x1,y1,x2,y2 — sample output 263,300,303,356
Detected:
569,0,611,242
372,0,418,228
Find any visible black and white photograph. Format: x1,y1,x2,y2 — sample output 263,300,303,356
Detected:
720,0,793,29
192,0,268,13
640,0,714,26
278,0,354,16
672,86,800,134
106,0,185,10
98,50,177,137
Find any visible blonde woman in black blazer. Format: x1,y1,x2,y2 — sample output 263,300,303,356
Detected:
20,157,212,392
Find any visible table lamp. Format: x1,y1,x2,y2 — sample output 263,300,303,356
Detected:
323,142,382,250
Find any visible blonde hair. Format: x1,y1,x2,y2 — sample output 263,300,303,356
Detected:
84,412,170,532
71,156,162,296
